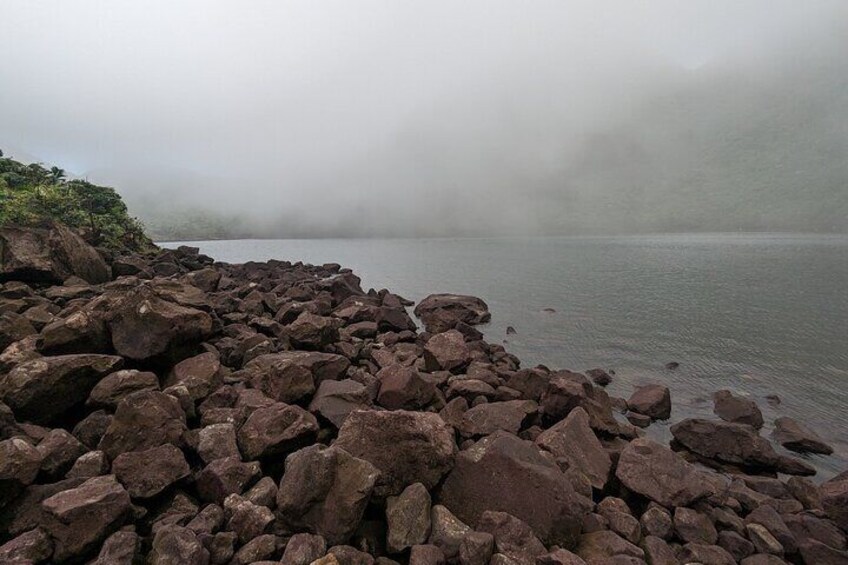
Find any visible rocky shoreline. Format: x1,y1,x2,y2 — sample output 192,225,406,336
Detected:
1,223,847,565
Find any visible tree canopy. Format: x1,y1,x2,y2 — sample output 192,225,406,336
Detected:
0,152,153,252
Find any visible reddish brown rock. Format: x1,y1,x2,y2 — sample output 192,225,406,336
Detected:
459,400,537,437
237,402,318,460
535,407,611,490
377,365,437,410
164,352,223,402
87,369,159,409
627,384,671,420
771,416,834,455
424,330,472,373
414,294,491,334
113,444,190,499
98,391,187,460
713,390,764,429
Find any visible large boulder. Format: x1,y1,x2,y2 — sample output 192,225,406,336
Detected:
87,369,160,410
386,482,432,553
377,365,436,410
276,444,380,546
309,379,371,428
236,402,318,460
414,294,491,333
0,223,110,285
616,438,716,508
821,470,848,533
535,407,611,490
670,418,815,476
107,286,213,361
112,444,190,499
98,391,187,460
437,431,592,548
539,371,619,435
334,410,457,498
423,330,472,373
459,400,537,437
164,352,223,402
0,438,42,509
0,311,36,352
248,351,350,386
771,417,834,455
40,475,132,562
0,354,123,424
39,309,109,355
627,384,671,420
245,353,316,404
713,390,764,429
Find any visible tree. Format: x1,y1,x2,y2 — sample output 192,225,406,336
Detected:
49,166,66,184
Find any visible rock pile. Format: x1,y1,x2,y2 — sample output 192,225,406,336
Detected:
0,225,845,564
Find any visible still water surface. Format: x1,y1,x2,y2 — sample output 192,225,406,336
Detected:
163,234,848,478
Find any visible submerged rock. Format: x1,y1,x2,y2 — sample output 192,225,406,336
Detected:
771,416,834,455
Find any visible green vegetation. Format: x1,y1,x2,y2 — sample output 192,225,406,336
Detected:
0,150,152,251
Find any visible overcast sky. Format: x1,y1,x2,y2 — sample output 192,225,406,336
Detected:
2,1,847,236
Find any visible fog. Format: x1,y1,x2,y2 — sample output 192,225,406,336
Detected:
2,1,847,238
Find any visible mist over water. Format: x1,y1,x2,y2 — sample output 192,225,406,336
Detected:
2,1,847,237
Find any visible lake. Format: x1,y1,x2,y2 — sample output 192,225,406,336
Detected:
162,234,848,479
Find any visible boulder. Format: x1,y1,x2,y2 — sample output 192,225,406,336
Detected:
670,418,815,476
539,371,619,435
0,438,42,509
35,429,86,479
437,431,592,548
40,475,132,562
195,456,262,504
535,407,611,490
38,309,108,355
0,311,36,352
410,544,446,565
424,330,472,373
87,369,160,409
459,400,537,437
713,390,764,429
288,311,340,349
309,379,371,428
0,354,123,424
387,482,432,553
249,351,350,385
224,493,275,543
0,223,110,285
377,365,436,410
112,444,190,498
98,391,187,460
0,527,54,564
627,384,671,420
674,507,718,544
335,410,457,498
575,531,645,563
164,352,223,402
281,533,328,565
615,438,715,507
821,470,848,534
414,294,491,333
237,402,318,460
245,353,317,404
771,417,834,455
197,422,241,464
677,543,736,565
429,505,472,560
477,511,546,565
148,525,209,565
459,532,495,565
107,286,213,361
276,444,379,546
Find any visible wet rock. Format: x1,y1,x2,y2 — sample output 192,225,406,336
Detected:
387,482,432,553
616,438,715,507
195,456,262,504
460,399,537,437
424,330,472,373
282,534,328,565
438,430,591,548
165,352,223,402
0,223,110,285
237,402,318,460
459,531,495,565
771,416,834,455
674,507,717,545
277,444,379,546
309,379,371,428
87,369,159,409
108,286,213,361
535,406,610,490
99,391,187,460
149,525,210,565
670,418,815,476
585,368,612,387
414,294,491,334
113,444,190,498
1,354,123,424
40,475,132,562
0,437,42,508
627,384,671,420
429,505,472,560
713,390,764,429
0,527,53,564
335,409,456,498
575,531,645,563
377,365,437,410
